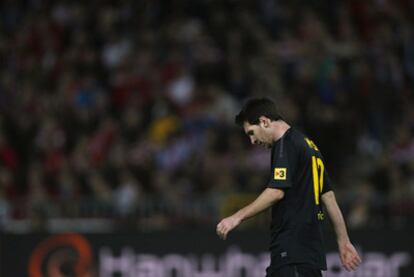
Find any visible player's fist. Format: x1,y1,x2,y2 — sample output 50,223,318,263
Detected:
216,215,241,240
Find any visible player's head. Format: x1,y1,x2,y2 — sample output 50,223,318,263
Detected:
235,98,282,126
235,98,283,148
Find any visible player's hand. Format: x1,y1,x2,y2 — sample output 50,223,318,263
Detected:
338,241,362,271
216,215,241,240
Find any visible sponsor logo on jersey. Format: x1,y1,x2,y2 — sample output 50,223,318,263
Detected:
274,168,287,180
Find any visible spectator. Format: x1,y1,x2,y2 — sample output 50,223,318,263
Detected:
1,0,414,231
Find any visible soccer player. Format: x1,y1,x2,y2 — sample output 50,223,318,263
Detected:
216,98,361,277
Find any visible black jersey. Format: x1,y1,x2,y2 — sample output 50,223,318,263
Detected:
267,127,332,272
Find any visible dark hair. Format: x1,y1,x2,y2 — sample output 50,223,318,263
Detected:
235,97,282,126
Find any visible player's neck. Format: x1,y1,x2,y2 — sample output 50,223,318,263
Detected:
271,121,291,142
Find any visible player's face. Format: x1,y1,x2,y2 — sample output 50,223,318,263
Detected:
243,121,273,148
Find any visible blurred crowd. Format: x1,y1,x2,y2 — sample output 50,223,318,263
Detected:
1,0,414,232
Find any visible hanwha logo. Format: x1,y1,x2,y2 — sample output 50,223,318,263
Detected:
28,233,93,277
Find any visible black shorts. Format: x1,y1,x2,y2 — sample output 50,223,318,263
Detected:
266,264,322,277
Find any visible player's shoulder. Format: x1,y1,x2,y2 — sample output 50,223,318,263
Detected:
285,127,307,146
286,127,319,153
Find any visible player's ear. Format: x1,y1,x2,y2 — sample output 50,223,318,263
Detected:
259,116,270,128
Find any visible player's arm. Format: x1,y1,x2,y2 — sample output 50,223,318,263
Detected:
322,191,362,271
216,188,284,240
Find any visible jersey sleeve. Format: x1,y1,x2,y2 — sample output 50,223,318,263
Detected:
268,140,296,189
321,166,333,194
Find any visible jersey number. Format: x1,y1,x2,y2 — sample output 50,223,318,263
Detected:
311,156,324,205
